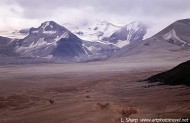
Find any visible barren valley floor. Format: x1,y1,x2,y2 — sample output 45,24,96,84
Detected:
0,60,190,123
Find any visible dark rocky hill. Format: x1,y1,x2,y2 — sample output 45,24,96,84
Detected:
147,60,190,86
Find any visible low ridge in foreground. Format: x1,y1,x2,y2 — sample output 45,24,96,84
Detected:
147,60,190,86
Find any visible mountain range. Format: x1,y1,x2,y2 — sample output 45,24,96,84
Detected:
0,19,190,64
0,20,148,63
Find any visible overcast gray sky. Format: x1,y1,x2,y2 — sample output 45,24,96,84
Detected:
0,0,190,36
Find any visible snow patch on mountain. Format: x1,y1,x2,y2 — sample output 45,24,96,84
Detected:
115,40,130,48
42,21,50,29
54,32,69,41
163,29,188,46
43,30,57,34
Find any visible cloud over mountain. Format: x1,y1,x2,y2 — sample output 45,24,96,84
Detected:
0,0,190,37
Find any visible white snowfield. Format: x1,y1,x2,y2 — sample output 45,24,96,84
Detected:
64,20,148,49
64,20,122,41
115,40,130,48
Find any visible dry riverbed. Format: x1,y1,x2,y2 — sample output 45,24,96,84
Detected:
0,60,189,123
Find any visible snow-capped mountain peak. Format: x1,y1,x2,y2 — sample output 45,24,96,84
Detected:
30,21,69,35
14,21,89,62
102,21,148,49
63,21,148,49
109,21,147,44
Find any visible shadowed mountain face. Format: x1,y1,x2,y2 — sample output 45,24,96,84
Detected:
147,60,190,86
52,36,87,61
111,19,190,60
15,21,89,62
0,36,16,56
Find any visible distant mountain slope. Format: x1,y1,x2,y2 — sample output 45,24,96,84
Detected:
82,41,119,59
155,19,190,46
15,21,89,62
111,19,190,60
147,60,190,86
